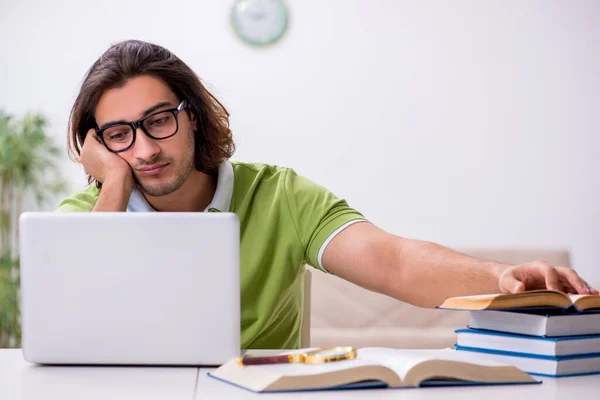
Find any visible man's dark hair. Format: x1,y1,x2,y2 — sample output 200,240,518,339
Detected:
68,39,235,185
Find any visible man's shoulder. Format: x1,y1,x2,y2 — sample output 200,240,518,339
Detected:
56,184,100,212
229,161,299,212
230,160,328,195
231,161,293,185
231,160,290,175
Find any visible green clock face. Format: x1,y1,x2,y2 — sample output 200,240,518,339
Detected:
230,0,289,46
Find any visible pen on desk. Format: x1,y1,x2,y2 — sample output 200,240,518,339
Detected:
237,354,296,365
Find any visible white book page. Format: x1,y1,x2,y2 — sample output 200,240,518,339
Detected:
569,294,588,302
242,348,511,380
254,358,380,376
357,348,511,380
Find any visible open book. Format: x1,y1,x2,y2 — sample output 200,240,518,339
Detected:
208,348,537,392
438,290,600,312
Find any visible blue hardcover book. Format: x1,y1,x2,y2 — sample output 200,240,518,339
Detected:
455,328,600,357
455,344,600,377
207,348,539,393
468,309,600,337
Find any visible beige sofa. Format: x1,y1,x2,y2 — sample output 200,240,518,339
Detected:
305,248,571,349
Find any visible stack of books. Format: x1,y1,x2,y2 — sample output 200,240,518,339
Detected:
439,290,600,377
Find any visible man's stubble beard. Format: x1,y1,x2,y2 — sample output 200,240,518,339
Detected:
134,130,196,197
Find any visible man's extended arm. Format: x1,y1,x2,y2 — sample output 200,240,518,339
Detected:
322,221,597,308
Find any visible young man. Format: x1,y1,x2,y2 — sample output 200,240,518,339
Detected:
58,40,597,349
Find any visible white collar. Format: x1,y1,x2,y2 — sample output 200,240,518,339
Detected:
126,160,234,212
205,160,234,212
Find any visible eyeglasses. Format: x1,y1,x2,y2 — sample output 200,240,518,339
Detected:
95,100,188,153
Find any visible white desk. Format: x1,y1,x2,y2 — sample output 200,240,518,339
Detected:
2,349,600,399
0,349,198,400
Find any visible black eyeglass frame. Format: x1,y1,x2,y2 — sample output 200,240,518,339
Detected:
95,100,188,153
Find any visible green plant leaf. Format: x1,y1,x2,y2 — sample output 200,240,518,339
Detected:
0,109,65,348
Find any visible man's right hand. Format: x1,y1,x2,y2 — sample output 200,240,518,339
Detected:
80,129,132,185
81,129,134,211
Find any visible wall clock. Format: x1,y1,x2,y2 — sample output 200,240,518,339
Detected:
230,0,289,46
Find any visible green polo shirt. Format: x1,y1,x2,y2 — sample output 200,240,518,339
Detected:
57,161,366,349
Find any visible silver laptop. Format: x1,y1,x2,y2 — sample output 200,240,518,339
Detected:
19,212,240,366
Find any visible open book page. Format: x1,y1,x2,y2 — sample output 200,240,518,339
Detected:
568,294,600,302
255,357,379,376
238,348,478,380
357,348,512,381
569,293,600,310
439,290,572,310
445,290,557,302
251,348,512,380
570,294,588,302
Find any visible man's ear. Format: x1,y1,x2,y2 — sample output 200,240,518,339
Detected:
189,111,199,131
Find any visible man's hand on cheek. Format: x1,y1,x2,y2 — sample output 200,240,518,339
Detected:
81,129,133,184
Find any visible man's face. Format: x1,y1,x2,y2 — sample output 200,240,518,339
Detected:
95,75,196,197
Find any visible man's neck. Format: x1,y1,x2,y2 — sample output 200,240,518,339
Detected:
142,170,217,212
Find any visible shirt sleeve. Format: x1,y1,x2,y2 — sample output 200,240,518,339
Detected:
284,168,367,272
55,185,100,212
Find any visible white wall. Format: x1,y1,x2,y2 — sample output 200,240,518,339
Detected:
1,1,599,284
